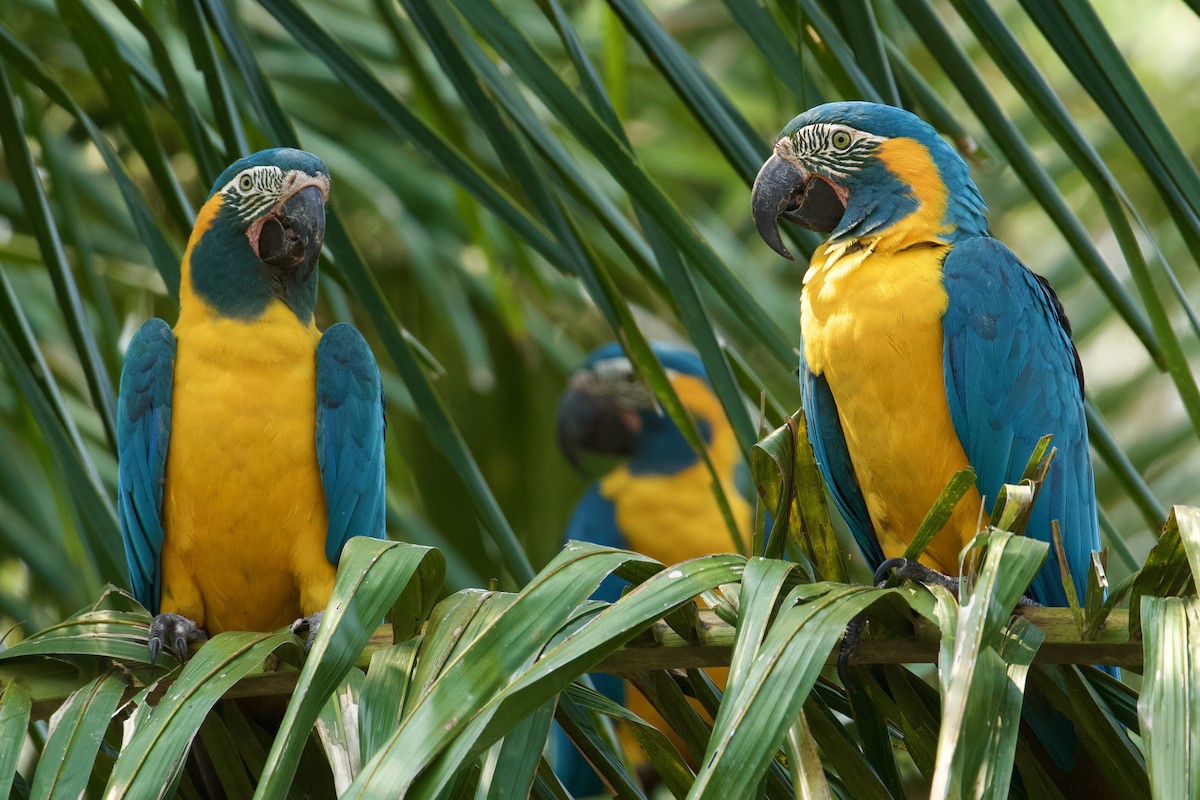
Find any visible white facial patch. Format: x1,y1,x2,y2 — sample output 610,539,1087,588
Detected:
589,356,681,410
775,123,886,180
222,165,286,221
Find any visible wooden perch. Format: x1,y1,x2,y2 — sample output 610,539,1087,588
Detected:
21,606,1139,719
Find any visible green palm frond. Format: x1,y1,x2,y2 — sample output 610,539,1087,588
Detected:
2,0,1198,796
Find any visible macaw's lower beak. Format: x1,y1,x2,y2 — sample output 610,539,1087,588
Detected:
556,377,641,471
751,153,846,260
258,184,326,281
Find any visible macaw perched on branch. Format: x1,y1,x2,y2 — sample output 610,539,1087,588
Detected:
750,101,1099,614
117,148,386,661
552,341,751,794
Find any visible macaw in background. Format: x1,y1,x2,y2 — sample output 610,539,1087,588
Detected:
117,148,386,661
750,100,1098,612
552,341,751,795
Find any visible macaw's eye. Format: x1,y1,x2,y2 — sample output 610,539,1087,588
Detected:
831,130,852,150
239,174,254,191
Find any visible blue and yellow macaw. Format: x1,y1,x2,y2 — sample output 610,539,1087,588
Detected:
750,101,1098,613
552,341,751,794
117,148,386,660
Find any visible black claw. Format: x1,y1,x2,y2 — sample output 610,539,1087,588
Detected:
290,610,325,651
148,636,162,666
873,557,911,586
873,558,961,594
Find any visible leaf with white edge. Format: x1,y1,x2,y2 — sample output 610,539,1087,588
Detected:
786,709,833,800
351,550,740,797
32,672,124,800
317,672,365,794
931,532,1046,799
478,699,557,800
255,539,444,799
104,631,300,799
0,683,30,798
1139,596,1200,800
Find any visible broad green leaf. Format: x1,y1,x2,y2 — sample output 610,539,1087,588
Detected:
0,683,30,797
316,674,366,794
786,709,833,800
1059,666,1149,797
477,699,558,800
351,549,741,797
359,639,421,762
104,631,300,798
1139,596,1200,800
255,539,444,798
930,532,1047,799
565,680,697,798
552,687,643,799
804,696,890,800
33,673,124,800
1130,506,1200,638
196,709,257,799
691,578,912,795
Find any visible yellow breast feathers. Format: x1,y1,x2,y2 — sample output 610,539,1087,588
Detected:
801,164,981,572
599,374,751,566
160,199,333,635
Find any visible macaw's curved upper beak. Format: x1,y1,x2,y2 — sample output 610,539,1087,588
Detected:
258,184,326,280
751,153,846,260
556,374,640,472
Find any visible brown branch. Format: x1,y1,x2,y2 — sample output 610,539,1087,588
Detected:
23,606,1138,719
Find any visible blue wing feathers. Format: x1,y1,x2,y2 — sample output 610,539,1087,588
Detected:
316,323,387,564
563,483,628,604
941,238,1098,607
800,358,883,569
116,318,175,613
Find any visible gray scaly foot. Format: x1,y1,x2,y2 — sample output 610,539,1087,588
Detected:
149,612,208,664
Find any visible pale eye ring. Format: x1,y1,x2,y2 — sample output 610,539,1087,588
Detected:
238,174,254,191
831,130,853,150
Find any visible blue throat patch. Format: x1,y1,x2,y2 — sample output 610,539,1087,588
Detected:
189,201,319,323
628,410,712,476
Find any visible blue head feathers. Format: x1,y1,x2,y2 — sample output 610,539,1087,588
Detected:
558,341,714,476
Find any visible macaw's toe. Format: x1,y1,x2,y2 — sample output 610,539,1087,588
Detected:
148,612,208,664
837,612,868,679
290,610,324,651
873,557,962,593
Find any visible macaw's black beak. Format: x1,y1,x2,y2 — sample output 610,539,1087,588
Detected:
258,184,326,281
751,153,846,260
556,375,639,472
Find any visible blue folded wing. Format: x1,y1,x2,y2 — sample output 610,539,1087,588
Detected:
316,323,387,563
117,318,175,613
941,237,1099,607
563,483,627,604
801,355,882,570
556,483,628,795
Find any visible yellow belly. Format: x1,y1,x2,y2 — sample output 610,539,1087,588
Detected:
598,374,752,565
161,301,333,634
802,241,982,572
600,467,750,565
